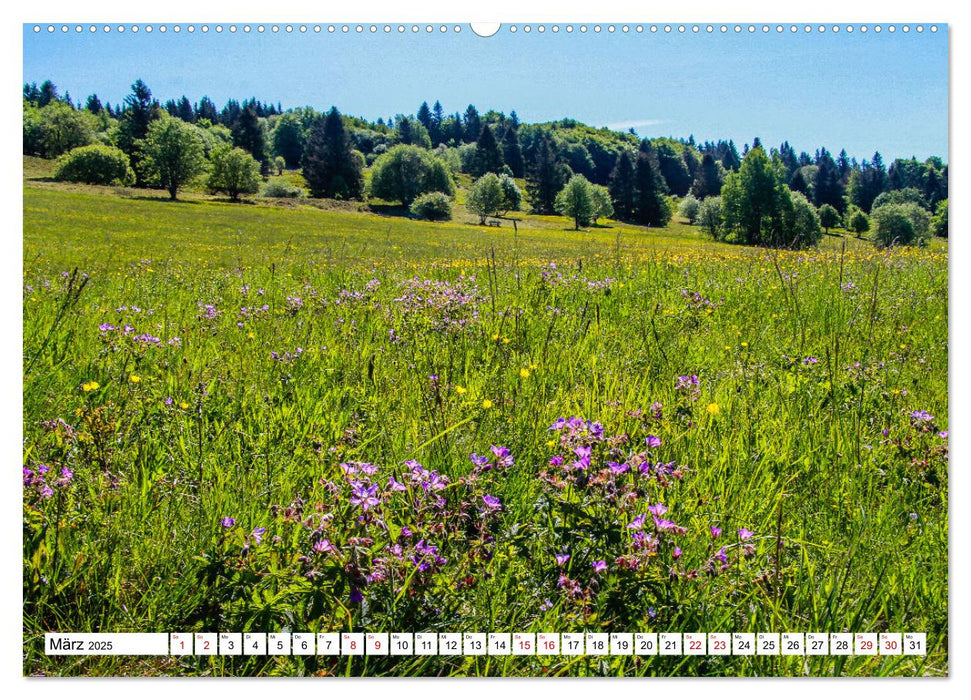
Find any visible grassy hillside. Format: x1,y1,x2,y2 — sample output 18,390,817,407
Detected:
23,176,948,677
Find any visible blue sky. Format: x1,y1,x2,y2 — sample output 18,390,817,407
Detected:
23,24,948,162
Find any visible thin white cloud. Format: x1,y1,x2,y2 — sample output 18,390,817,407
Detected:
605,119,665,131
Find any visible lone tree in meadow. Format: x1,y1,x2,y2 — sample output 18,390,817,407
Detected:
139,117,206,200
555,174,596,230
589,184,614,225
818,203,840,234
208,144,261,201
467,172,521,225
302,107,365,200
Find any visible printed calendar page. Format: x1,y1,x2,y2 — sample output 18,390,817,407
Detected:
19,5,950,682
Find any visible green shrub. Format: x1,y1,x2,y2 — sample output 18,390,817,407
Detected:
872,187,928,212
409,191,453,221
54,145,134,186
208,145,261,201
932,199,948,238
848,209,871,235
818,203,840,233
677,195,701,224
871,202,931,247
784,191,823,248
697,196,724,240
260,179,304,198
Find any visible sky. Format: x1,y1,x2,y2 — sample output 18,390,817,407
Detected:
22,23,949,163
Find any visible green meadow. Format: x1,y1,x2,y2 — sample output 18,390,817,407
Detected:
23,173,948,677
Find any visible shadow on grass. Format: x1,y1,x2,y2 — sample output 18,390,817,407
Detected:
368,203,412,217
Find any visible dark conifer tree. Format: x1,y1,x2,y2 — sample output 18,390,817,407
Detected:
837,148,852,183
220,99,241,127
85,94,103,115
471,125,504,176
463,105,481,143
417,102,432,131
501,126,525,178
813,149,846,213
23,82,40,104
177,96,195,123
196,96,218,123
117,79,162,183
525,132,569,214
608,150,637,221
634,142,670,226
690,153,724,199
302,107,364,200
272,113,305,168
38,80,58,107
232,104,268,165
655,143,692,197
789,168,811,196
778,141,799,178
721,140,742,171
431,100,445,145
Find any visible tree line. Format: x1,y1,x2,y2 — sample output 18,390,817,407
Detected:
24,78,948,245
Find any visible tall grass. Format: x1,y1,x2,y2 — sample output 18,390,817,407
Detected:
23,186,947,676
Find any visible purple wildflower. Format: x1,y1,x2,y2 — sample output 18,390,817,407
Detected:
221,517,236,528
710,526,722,539
647,503,668,516
482,494,502,510
738,528,754,541
555,554,570,567
251,526,266,544
490,445,515,468
646,435,662,448
592,560,608,574
349,481,381,510
608,461,629,474
470,453,492,470
653,516,678,532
